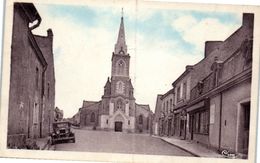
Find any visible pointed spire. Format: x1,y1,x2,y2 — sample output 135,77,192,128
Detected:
105,77,111,87
114,8,127,54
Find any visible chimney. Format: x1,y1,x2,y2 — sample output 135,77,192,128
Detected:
242,13,254,29
47,28,53,38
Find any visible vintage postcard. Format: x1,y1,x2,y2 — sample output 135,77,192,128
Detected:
0,0,259,163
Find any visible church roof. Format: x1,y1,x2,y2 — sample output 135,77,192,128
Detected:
116,16,126,47
136,103,152,113
82,100,99,108
129,79,133,89
104,77,111,88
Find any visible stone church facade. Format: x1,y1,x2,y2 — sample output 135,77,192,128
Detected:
78,15,153,133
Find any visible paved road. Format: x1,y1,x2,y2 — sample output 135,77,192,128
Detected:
55,129,193,156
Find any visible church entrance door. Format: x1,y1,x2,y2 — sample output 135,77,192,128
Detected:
115,121,123,132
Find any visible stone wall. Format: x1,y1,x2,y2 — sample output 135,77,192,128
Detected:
8,3,55,148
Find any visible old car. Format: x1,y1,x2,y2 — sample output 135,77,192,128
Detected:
51,121,75,145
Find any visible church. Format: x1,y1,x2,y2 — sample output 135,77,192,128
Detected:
78,14,153,133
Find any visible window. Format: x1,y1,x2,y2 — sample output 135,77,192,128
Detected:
170,99,173,112
128,120,130,125
36,67,39,89
106,119,108,124
166,101,169,113
147,117,149,130
47,83,50,99
117,60,125,75
243,103,250,130
33,103,39,124
177,86,181,101
192,110,209,134
183,82,187,100
189,115,193,133
116,99,123,110
116,81,124,94
90,113,95,122
139,115,143,124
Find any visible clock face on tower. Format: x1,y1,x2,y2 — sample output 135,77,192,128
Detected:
116,81,125,94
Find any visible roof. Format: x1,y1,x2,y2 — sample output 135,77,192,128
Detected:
161,88,174,100
82,100,99,108
116,17,126,47
114,14,128,55
172,65,193,86
18,3,41,23
28,32,47,68
136,103,152,113
104,77,111,88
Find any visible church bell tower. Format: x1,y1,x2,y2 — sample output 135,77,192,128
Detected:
110,10,133,99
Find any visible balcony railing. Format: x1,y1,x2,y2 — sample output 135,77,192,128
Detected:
190,73,215,101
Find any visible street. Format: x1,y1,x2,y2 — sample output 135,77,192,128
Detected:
55,129,193,156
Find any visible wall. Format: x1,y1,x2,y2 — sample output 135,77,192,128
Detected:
8,4,45,141
221,80,251,152
34,30,55,137
135,104,152,133
153,95,163,135
209,95,221,149
174,74,191,106
80,102,100,128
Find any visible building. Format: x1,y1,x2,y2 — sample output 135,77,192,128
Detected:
71,109,80,126
159,89,175,136
152,95,163,136
154,13,253,158
7,3,55,148
78,14,153,133
171,65,193,139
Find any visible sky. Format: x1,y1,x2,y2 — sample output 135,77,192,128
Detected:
32,3,242,118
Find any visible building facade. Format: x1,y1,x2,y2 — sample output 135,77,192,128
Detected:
7,3,55,148
154,13,253,158
78,15,153,133
152,95,163,136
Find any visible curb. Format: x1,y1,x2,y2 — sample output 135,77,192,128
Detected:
41,140,50,150
158,137,200,157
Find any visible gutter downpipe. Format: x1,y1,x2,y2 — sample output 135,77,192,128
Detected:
218,92,223,151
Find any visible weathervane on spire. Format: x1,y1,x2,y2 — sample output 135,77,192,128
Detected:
121,8,124,18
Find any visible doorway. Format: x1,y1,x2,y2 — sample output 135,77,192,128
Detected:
237,101,250,155
115,121,123,132
168,119,172,136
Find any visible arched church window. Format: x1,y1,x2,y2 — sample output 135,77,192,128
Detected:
117,60,125,75
119,82,122,90
90,113,95,122
139,115,143,124
117,99,123,110
116,81,124,94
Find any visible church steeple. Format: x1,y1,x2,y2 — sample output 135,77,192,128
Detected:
114,8,127,55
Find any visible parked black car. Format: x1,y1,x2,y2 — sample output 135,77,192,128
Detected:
51,121,75,145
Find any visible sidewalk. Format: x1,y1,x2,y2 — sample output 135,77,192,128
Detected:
35,137,55,150
153,135,224,158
